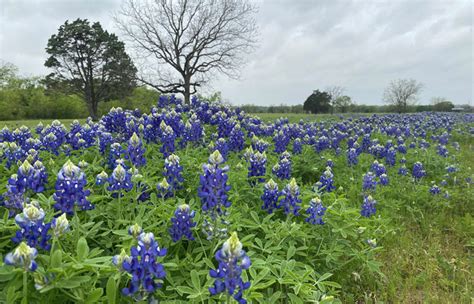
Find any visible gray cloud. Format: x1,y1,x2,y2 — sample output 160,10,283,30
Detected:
0,0,472,106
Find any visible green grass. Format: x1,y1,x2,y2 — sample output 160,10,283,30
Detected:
1,119,87,129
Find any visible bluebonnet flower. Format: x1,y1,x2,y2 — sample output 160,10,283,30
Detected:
371,161,386,177
160,122,176,157
248,151,267,184
430,184,440,195
440,179,448,186
446,165,457,173
318,167,335,192
128,223,143,238
412,162,426,180
15,160,48,193
169,204,196,242
121,232,167,297
51,213,69,237
400,157,407,164
280,178,302,216
261,179,280,214
215,138,229,160
379,174,389,186
361,195,377,217
385,147,396,166
305,197,326,225
437,144,448,157
326,159,334,168
112,249,130,272
398,165,408,176
107,163,133,193
53,160,93,215
164,154,184,191
363,172,377,191
108,143,124,169
347,148,358,166
1,175,25,217
274,130,290,153
209,232,251,304
272,157,291,180
293,138,302,154
96,171,108,186
157,178,172,199
127,133,146,167
229,124,245,152
12,201,51,250
4,242,38,272
251,136,269,153
198,150,232,218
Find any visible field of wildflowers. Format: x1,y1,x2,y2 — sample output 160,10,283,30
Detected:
0,96,473,303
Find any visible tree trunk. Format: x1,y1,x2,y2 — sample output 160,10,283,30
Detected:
184,76,191,105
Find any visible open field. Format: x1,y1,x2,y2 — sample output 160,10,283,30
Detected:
1,102,473,303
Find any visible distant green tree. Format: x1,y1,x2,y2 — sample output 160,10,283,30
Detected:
334,95,353,113
45,18,137,120
433,101,454,112
303,90,331,114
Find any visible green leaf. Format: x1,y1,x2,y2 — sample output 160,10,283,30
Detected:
287,245,296,260
106,276,116,304
190,270,201,290
175,286,195,295
85,288,103,304
77,237,89,261
50,249,62,268
288,293,304,304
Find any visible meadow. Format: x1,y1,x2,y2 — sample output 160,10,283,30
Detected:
0,96,473,303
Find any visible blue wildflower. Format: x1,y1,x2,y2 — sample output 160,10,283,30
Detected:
261,179,280,214
4,242,38,272
347,148,358,166
164,154,184,191
430,184,440,195
209,232,251,304
305,197,326,225
107,163,133,193
293,138,302,154
272,157,291,180
379,174,389,186
363,172,377,191
280,178,302,216
53,160,93,215
96,171,109,186
127,133,146,167
12,201,51,250
412,162,426,180
248,151,267,184
361,195,377,217
318,167,335,192
121,232,167,297
169,204,196,242
198,150,232,218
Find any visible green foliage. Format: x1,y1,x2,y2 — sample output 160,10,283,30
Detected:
303,90,332,114
45,18,137,119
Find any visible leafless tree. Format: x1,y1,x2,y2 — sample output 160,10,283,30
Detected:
383,79,423,112
115,0,258,104
325,86,345,114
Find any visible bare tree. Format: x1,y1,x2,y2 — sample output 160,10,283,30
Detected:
325,86,345,114
383,79,423,112
115,0,258,104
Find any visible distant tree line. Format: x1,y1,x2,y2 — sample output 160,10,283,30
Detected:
0,61,159,121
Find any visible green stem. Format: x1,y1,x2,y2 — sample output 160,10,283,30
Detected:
22,271,27,303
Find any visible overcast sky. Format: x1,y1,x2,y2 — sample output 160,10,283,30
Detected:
0,0,472,105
